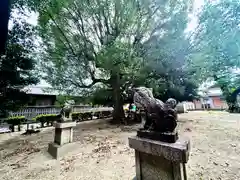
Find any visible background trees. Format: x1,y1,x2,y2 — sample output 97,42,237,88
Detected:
0,12,39,117
5,0,240,118
20,0,196,122
190,0,240,111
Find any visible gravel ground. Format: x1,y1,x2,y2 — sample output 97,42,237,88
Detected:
0,111,240,180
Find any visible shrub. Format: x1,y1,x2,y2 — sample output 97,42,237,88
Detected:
72,112,82,121
82,112,93,120
101,111,112,118
93,111,101,118
7,116,26,125
33,114,59,127
72,112,93,121
72,111,112,121
7,116,27,132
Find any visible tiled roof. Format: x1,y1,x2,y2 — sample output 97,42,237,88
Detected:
22,86,58,95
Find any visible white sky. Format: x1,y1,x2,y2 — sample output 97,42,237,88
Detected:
186,0,204,32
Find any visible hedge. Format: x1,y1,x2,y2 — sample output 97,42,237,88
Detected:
33,114,59,127
72,110,112,121
6,114,60,131
7,116,27,132
72,112,92,121
7,116,27,125
101,111,112,118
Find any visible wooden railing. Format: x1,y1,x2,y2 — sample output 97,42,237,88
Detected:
8,105,113,119
9,106,61,118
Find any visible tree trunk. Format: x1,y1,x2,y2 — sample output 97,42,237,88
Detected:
10,125,14,132
112,95,125,124
111,73,125,124
112,92,125,124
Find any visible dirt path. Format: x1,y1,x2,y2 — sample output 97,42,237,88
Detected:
0,111,240,180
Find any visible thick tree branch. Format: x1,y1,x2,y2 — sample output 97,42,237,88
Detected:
46,12,79,58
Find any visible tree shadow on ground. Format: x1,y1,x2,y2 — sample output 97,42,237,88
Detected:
73,118,141,143
0,118,142,161
0,129,55,162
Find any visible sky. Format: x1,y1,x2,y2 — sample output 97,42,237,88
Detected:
21,0,205,88
186,0,204,31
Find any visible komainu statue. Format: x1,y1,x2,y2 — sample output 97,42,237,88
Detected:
59,100,74,122
133,87,178,142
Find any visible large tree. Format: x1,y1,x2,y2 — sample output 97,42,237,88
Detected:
138,1,198,102
22,0,195,122
190,0,240,110
0,18,39,117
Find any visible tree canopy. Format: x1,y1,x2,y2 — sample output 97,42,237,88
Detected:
10,0,240,116
16,0,199,122
189,0,240,110
0,14,39,117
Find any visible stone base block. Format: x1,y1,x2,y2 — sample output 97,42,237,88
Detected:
54,121,76,128
48,142,76,159
53,121,76,146
129,136,190,180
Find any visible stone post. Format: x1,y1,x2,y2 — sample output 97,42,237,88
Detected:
129,136,190,180
48,121,76,159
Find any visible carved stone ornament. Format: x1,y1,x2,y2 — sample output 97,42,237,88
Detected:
133,87,178,143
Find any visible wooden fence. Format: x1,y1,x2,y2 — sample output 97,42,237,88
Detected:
8,105,113,119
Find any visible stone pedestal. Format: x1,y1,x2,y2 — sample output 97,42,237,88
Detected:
48,121,76,159
129,136,190,180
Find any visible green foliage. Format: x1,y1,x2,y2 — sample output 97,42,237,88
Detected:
33,114,58,123
0,14,39,117
89,88,113,106
19,0,197,121
71,112,81,121
7,116,26,125
72,112,92,121
189,0,240,110
72,110,112,121
214,72,240,112
33,114,58,127
55,95,72,107
191,0,240,79
55,95,90,106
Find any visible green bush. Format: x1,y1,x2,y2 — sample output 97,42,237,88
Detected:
72,112,93,121
82,112,93,120
72,112,82,121
72,111,112,121
93,111,101,118
101,111,112,118
7,116,27,132
7,116,26,125
92,111,112,118
33,114,59,127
